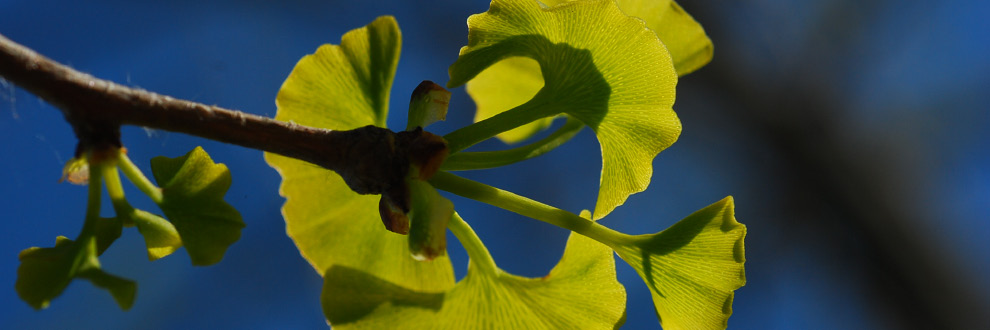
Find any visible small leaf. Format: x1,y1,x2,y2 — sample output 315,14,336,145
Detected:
324,225,626,328
407,180,454,261
151,146,244,266
265,16,455,294
16,237,76,310
16,237,136,310
613,197,746,329
131,209,183,261
448,0,680,219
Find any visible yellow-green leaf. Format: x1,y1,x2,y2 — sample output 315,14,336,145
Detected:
613,197,747,329
151,147,244,266
16,236,136,310
448,0,681,219
264,16,455,293
324,227,626,329
274,16,400,129
543,0,713,76
131,210,182,261
461,0,709,145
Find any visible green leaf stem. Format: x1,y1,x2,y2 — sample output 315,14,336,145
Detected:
102,159,182,261
465,56,551,144
441,116,584,171
430,171,746,329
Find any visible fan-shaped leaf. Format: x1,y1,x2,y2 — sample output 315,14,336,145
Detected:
151,147,244,266
264,16,455,293
614,197,747,329
461,0,709,146
324,227,626,329
448,0,681,219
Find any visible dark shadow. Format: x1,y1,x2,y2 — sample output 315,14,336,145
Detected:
450,34,610,130
321,265,446,325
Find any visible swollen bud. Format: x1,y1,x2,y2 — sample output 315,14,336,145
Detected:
406,179,453,261
378,185,411,235
406,80,451,131
59,157,90,185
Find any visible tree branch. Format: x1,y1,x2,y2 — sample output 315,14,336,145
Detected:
0,33,444,196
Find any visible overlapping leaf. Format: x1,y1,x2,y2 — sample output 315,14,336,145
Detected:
615,0,713,75
323,226,626,329
466,56,550,143
131,210,182,261
543,0,713,75
264,16,455,292
449,0,681,219
613,197,747,329
463,0,710,145
151,147,244,266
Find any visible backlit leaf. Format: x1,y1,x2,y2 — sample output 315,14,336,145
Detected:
264,16,455,293
324,226,626,329
448,0,681,219
613,197,747,329
462,0,709,144
151,146,244,266
542,0,713,76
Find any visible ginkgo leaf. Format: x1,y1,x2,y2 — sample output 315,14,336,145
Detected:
264,16,455,293
542,0,713,76
323,223,626,329
616,0,713,75
447,0,681,219
613,197,747,329
461,0,709,145
151,147,244,266
16,236,136,310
